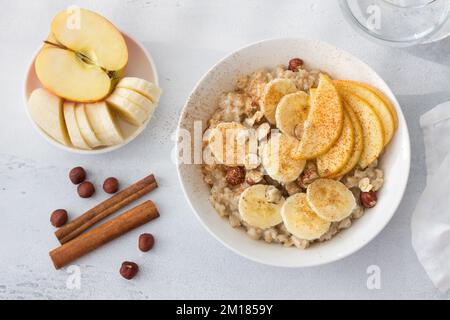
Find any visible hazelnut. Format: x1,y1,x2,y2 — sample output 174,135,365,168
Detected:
77,181,95,198
288,58,304,72
360,191,377,208
50,209,68,227
265,186,282,204
225,167,245,186
103,177,119,194
69,167,86,185
139,233,155,252
120,261,139,280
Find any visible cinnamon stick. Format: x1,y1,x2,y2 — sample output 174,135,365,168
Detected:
49,200,159,270
56,174,157,244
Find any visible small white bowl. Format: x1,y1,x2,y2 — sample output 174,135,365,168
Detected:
24,33,159,154
176,38,411,268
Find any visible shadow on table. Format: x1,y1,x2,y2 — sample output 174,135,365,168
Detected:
391,91,450,224
401,36,450,67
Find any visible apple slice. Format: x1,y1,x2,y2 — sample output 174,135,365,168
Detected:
35,9,128,102
292,74,344,160
117,77,161,103
63,102,91,150
335,80,395,145
27,88,70,146
345,81,398,130
106,93,150,126
74,103,103,148
340,91,384,169
84,102,123,146
331,102,365,178
317,110,355,177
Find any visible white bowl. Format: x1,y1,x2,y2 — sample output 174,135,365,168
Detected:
176,38,410,267
24,33,159,154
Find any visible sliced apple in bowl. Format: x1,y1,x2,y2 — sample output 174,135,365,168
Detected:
316,109,355,178
335,80,396,146
340,91,384,169
330,102,365,179
35,8,128,102
292,74,344,160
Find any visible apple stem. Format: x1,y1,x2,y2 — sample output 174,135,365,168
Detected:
107,71,120,81
43,40,94,65
43,40,117,80
44,40,69,51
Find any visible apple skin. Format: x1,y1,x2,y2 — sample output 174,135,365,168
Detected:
35,9,128,103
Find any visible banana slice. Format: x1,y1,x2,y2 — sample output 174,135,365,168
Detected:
292,74,344,160
117,77,161,103
106,93,150,126
281,193,331,240
74,103,103,148
331,102,364,178
27,88,70,146
261,79,297,124
84,102,124,146
275,91,310,138
63,102,91,150
208,122,249,166
112,87,156,113
262,133,306,183
239,185,285,229
306,179,356,222
316,109,355,177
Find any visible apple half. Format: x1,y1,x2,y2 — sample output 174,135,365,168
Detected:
35,8,128,102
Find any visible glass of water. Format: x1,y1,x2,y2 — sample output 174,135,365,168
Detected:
340,0,450,46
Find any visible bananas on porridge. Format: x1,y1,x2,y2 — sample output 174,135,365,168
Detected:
202,58,398,249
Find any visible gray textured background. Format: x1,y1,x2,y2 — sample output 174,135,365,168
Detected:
1,0,449,299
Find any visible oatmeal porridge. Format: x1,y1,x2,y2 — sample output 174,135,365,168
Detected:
202,59,396,249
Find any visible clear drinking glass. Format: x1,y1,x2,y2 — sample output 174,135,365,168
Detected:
340,0,450,46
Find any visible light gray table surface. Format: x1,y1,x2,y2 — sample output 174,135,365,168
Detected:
1,0,449,300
